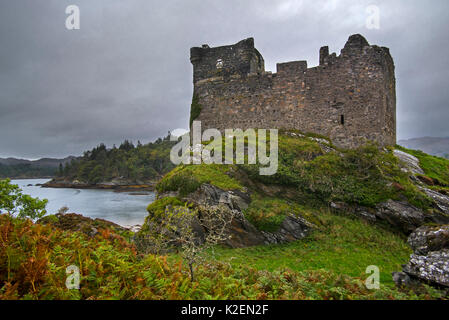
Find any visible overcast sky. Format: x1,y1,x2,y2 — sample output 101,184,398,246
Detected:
1,0,448,159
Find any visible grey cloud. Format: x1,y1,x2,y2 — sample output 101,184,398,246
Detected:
1,0,449,158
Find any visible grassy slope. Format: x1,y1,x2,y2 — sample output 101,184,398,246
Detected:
1,214,442,300
148,133,449,298
211,212,410,285
4,135,449,299
0,215,439,300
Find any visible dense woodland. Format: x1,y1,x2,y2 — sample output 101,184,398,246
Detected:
58,134,176,184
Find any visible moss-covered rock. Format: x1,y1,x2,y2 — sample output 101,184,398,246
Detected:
156,164,244,196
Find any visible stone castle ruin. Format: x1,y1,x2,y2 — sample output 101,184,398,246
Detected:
190,34,396,149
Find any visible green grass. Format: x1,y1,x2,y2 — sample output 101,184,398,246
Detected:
210,211,411,285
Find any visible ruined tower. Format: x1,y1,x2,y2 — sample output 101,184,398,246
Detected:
190,34,396,149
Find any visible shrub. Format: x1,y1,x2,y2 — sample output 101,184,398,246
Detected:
0,179,47,220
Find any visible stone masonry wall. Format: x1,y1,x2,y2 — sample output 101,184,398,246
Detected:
189,34,396,149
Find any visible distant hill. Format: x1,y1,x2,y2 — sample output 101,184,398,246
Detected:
398,137,449,159
0,156,77,168
0,156,78,179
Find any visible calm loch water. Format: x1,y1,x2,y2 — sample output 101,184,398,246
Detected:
11,179,155,227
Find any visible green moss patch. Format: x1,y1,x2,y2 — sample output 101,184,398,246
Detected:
156,164,244,196
146,196,185,219
189,94,202,127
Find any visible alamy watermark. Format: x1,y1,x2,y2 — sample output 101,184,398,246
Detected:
366,5,380,30
365,265,380,289
170,121,279,176
65,265,80,290
65,5,80,30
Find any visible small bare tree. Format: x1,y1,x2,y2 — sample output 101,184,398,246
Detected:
140,202,235,282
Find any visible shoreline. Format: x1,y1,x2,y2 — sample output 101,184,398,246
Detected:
41,181,156,192
6,177,54,180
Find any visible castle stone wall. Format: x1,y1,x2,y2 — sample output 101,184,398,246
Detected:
190,34,396,149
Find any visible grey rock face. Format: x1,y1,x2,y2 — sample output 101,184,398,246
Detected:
375,200,426,234
331,199,449,235
407,225,449,255
260,214,315,245
392,272,414,287
185,184,314,248
396,225,449,288
403,250,449,287
331,200,427,234
330,201,377,223
421,188,449,215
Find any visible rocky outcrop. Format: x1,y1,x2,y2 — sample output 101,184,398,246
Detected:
260,214,315,244
374,200,427,234
402,250,449,288
180,184,315,248
394,225,449,289
331,200,449,235
421,187,449,215
407,225,449,255
393,149,425,175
